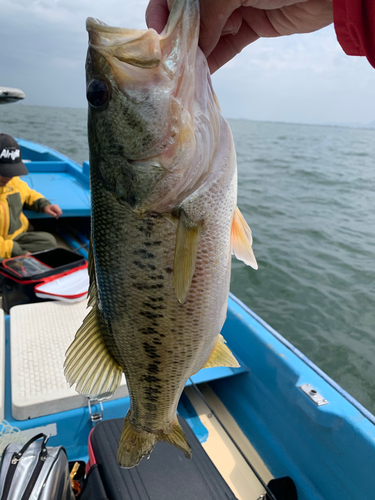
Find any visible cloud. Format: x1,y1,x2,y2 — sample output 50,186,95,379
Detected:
212,26,375,124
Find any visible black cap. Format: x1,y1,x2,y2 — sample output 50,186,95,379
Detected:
0,134,29,177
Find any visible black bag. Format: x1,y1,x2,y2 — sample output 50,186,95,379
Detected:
79,416,237,500
0,433,75,500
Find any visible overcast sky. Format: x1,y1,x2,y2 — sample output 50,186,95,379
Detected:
1,0,374,125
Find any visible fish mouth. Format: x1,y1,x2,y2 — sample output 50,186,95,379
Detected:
86,0,199,73
86,18,162,70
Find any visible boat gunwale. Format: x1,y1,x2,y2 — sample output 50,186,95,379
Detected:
229,291,375,426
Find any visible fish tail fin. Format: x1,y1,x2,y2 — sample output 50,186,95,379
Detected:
159,418,192,459
117,413,157,468
117,415,192,468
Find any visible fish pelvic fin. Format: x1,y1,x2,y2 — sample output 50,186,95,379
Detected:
174,210,202,304
231,206,258,270
64,305,122,400
118,414,192,468
203,334,240,369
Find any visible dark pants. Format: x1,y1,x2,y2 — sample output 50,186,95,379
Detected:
12,231,57,256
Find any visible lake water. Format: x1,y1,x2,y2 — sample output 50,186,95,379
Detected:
1,104,375,413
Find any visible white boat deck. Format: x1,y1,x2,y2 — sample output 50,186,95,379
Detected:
10,300,128,420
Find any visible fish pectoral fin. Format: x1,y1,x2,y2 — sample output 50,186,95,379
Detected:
203,334,240,368
64,306,122,400
174,210,202,304
117,415,191,469
87,231,98,308
231,207,258,270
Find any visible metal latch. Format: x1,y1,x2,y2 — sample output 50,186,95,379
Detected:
88,399,103,425
299,384,329,406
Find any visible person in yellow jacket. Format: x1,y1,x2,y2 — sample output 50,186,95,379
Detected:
0,134,63,259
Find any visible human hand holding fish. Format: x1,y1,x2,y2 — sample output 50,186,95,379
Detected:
146,0,333,72
65,0,257,469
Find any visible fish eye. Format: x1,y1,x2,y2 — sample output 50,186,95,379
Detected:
87,79,110,108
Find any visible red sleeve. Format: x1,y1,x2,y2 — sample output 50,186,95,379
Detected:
333,0,375,68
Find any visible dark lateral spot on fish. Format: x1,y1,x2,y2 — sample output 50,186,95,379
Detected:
134,248,148,256
140,326,158,335
144,402,157,413
148,264,156,270
132,283,162,290
145,390,159,403
159,333,166,338
143,302,165,310
142,342,161,359
144,241,162,247
148,362,161,374
166,267,173,274
153,340,162,345
142,374,161,384
140,311,164,320
146,253,155,259
133,260,146,269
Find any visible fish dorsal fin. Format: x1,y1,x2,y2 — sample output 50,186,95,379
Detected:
174,210,202,304
64,306,122,400
87,232,97,308
231,207,258,269
203,334,240,368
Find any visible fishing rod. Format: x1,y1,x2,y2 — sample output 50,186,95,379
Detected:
188,378,278,500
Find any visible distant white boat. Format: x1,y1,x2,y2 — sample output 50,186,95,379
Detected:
0,86,25,104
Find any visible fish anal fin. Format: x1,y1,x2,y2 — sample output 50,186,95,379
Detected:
117,415,191,469
203,334,240,369
64,305,122,400
231,207,258,269
174,210,202,304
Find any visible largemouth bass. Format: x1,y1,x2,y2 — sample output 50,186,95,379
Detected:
65,0,257,468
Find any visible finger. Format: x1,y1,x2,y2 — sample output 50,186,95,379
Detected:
145,0,170,33
221,9,243,36
207,21,260,73
241,1,333,36
199,0,242,57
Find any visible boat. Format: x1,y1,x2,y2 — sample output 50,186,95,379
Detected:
0,138,374,500
0,87,25,105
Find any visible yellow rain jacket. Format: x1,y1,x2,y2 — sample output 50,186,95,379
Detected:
0,177,50,258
